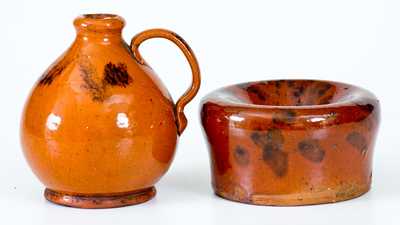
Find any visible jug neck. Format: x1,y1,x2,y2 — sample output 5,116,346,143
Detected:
73,14,125,42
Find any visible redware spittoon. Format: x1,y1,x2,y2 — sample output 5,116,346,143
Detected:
201,79,380,206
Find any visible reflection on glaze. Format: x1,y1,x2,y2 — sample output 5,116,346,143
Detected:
229,115,244,122
309,117,326,123
46,113,61,131
116,113,129,128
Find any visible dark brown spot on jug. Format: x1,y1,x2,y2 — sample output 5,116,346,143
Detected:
298,139,325,163
251,129,288,177
39,65,63,85
80,60,133,102
346,132,368,154
39,58,72,86
103,62,132,87
234,146,250,166
79,56,105,102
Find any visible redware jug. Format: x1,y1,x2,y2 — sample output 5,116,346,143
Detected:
20,14,201,208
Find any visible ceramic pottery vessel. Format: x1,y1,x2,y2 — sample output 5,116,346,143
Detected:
21,14,200,208
201,80,380,206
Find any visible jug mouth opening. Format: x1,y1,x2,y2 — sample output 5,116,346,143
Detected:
83,14,119,19
74,14,125,33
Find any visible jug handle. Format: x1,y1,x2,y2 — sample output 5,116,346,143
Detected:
130,29,201,135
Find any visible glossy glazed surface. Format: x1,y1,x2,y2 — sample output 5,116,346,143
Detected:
20,14,200,208
201,80,380,205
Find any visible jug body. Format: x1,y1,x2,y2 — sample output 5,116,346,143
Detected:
20,14,200,208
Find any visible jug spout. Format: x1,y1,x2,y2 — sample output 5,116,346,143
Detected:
74,14,125,36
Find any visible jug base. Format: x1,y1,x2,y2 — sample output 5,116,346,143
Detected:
44,187,156,209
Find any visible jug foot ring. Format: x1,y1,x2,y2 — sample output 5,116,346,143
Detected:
44,186,156,209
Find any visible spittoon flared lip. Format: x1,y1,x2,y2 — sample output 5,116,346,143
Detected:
201,79,379,110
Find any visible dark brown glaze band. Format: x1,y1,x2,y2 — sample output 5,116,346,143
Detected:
44,187,156,209
201,79,380,206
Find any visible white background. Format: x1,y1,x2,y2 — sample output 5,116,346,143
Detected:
1,0,399,224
